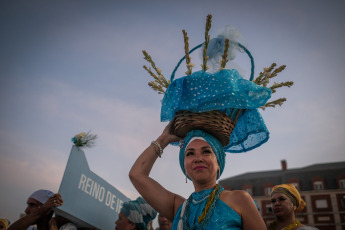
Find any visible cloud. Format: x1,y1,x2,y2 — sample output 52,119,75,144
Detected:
36,78,164,150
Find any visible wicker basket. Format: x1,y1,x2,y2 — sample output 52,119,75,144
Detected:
172,110,236,146
169,38,253,147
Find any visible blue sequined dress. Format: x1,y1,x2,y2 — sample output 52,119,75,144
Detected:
171,187,242,230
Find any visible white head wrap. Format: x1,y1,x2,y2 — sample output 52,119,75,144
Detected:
29,189,54,204
185,137,207,150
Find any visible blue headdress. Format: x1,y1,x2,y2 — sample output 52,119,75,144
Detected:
179,130,225,180
142,14,292,175
160,18,271,153
120,197,157,230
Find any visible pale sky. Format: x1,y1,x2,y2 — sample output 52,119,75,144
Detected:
1,0,345,227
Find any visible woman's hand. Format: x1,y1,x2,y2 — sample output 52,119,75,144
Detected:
156,121,180,148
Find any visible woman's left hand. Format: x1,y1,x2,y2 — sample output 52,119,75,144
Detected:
157,121,180,148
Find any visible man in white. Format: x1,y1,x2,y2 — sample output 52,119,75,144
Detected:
8,189,63,230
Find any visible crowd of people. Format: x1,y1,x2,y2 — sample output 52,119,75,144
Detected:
3,127,319,230
1,10,315,229
3,127,319,229
3,128,319,230
2,176,320,229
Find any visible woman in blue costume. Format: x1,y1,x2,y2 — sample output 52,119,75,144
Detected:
129,125,266,229
129,15,278,229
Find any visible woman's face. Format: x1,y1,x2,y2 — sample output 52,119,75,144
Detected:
270,193,295,217
184,139,219,184
115,212,136,230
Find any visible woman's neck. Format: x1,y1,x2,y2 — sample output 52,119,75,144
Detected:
193,180,217,192
275,214,296,229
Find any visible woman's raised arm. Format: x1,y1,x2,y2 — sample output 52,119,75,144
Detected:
129,123,184,221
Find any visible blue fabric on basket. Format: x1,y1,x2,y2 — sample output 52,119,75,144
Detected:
227,109,270,152
161,69,272,153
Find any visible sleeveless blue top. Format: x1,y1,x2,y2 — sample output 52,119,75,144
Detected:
172,188,242,229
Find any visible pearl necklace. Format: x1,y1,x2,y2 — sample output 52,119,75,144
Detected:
192,194,210,204
181,185,223,230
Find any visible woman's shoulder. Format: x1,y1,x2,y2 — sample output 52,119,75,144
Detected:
221,189,253,202
220,190,254,213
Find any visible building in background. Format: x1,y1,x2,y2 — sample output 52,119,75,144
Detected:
219,161,345,230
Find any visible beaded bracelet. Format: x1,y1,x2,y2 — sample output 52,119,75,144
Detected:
151,141,163,158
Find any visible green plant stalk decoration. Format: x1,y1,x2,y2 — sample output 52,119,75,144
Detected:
183,29,194,75
254,63,285,86
142,50,170,94
260,98,287,110
254,63,294,110
219,39,230,69
142,15,293,111
270,81,294,94
201,14,212,71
